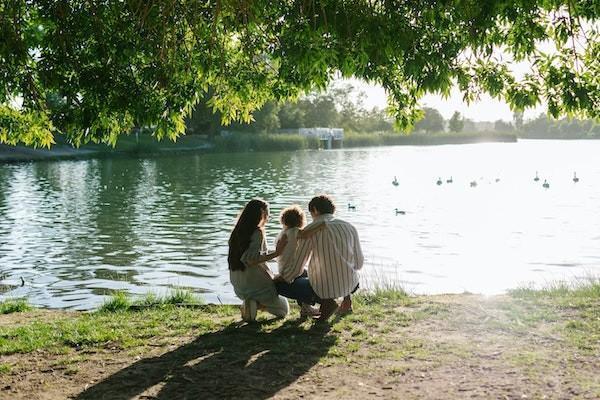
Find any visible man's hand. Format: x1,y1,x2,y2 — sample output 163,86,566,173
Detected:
275,233,288,255
273,274,285,283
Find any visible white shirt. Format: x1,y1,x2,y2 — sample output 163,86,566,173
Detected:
275,227,301,275
281,214,364,299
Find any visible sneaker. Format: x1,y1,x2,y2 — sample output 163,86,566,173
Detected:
241,299,257,322
300,303,320,318
317,299,339,321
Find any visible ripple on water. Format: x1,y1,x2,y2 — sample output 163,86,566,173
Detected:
1,142,600,308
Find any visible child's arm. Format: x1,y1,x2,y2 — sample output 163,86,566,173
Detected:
246,234,288,267
297,221,326,239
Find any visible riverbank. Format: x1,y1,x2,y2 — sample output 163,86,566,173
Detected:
1,281,598,399
0,131,516,163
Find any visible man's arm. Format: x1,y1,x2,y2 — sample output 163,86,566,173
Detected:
297,220,326,239
280,236,312,283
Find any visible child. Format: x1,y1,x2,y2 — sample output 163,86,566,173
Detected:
274,205,325,317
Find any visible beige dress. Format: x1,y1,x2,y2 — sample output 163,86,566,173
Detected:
229,229,289,317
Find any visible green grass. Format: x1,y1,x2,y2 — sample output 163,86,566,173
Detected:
0,363,11,374
0,304,239,355
509,278,600,352
0,298,31,314
98,289,204,313
509,277,600,302
98,291,132,312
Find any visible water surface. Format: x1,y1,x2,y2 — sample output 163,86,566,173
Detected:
1,140,598,309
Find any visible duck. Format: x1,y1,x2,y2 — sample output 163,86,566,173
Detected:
394,208,406,215
470,180,477,187
347,203,356,210
573,172,579,183
542,179,550,189
436,177,443,186
446,176,453,183
534,171,540,182
392,176,399,186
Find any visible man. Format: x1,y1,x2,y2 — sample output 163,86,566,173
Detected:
275,194,364,320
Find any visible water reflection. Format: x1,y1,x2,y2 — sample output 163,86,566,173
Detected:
1,140,599,309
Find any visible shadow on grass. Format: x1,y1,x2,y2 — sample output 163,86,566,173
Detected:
75,318,336,400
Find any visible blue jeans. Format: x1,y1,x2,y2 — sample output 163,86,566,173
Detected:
275,271,320,306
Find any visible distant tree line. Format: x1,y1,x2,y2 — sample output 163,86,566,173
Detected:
186,85,600,139
519,114,600,138
186,83,393,137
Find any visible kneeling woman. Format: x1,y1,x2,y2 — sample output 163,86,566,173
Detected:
228,198,289,321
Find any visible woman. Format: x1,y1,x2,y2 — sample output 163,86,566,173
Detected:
228,198,289,321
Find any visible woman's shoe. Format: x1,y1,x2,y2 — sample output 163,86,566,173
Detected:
241,299,257,322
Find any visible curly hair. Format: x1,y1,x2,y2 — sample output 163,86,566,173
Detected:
280,205,306,228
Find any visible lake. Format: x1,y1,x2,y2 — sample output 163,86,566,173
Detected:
1,139,599,309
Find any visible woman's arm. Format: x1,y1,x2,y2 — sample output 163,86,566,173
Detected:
297,220,326,239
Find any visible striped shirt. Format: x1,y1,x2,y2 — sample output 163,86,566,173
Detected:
281,214,364,299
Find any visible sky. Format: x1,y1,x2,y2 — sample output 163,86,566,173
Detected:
350,79,546,123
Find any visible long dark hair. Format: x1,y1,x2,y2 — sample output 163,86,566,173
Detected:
228,198,269,271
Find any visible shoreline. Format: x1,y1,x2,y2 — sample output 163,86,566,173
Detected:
0,132,517,164
1,283,598,399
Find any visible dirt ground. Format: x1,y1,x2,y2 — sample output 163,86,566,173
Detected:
1,294,598,400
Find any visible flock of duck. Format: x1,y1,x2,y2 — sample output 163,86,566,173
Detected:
531,171,580,188
348,171,581,215
391,172,580,190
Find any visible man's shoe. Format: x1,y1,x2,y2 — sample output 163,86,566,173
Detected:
300,304,320,318
337,298,353,315
241,299,257,322
317,299,339,321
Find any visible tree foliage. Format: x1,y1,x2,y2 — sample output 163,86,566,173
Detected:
494,119,514,132
414,107,445,133
214,82,392,133
521,113,600,137
1,0,599,147
448,111,464,132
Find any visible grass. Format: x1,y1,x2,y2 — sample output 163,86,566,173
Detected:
0,299,31,314
3,285,600,398
0,363,12,374
98,291,132,312
0,303,238,355
0,288,412,357
98,289,204,313
212,132,321,152
508,278,600,352
1,281,597,361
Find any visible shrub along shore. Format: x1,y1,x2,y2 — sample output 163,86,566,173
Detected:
0,280,598,399
0,131,516,163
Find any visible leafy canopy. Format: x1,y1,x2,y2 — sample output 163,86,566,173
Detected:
1,0,599,147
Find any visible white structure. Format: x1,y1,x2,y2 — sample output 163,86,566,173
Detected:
298,127,344,149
